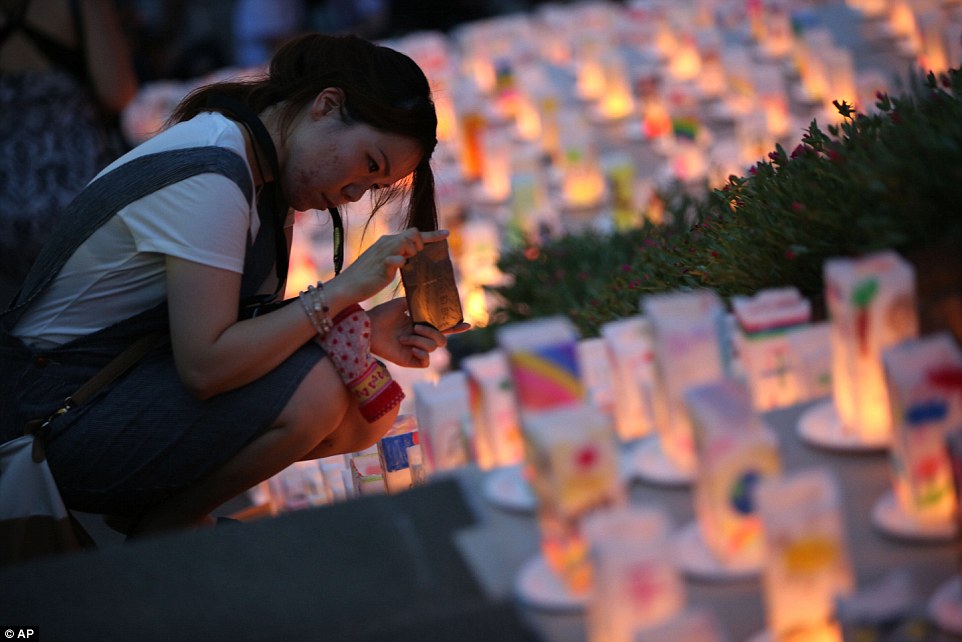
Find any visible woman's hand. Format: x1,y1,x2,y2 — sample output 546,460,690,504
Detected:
367,298,470,368
328,228,449,309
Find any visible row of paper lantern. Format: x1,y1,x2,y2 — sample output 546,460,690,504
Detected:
377,0,961,223
260,246,961,640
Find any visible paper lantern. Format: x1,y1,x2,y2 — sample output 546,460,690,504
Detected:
462,350,525,470
756,468,853,641
478,122,513,203
583,505,684,642
644,289,727,475
824,250,918,445
598,52,635,120
413,372,472,475
686,379,782,571
732,287,812,411
882,333,962,528
497,316,585,415
600,316,657,441
577,337,617,423
524,404,624,595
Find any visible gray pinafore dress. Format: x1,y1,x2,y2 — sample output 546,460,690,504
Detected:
0,147,325,516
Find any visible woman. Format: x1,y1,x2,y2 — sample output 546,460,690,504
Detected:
0,33,467,536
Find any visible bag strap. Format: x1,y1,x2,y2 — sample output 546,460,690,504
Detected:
24,330,166,462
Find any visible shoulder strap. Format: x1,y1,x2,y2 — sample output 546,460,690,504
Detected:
204,94,292,292
2,146,254,330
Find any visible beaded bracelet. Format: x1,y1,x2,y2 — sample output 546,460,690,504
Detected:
308,282,334,336
299,282,333,337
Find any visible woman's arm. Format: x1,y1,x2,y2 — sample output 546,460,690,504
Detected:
165,256,316,399
165,228,451,399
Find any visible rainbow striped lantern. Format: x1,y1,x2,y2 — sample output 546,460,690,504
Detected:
732,287,812,411
496,315,585,416
879,333,962,535
461,350,524,470
643,289,727,476
524,404,624,596
683,379,782,576
824,250,918,447
600,315,656,442
756,468,853,642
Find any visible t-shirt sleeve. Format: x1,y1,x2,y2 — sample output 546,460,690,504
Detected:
118,173,252,273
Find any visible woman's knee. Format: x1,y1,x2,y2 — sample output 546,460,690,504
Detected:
272,358,351,450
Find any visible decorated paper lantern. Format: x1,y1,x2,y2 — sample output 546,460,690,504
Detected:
583,505,685,642
525,404,624,595
824,250,918,445
756,468,853,642
882,333,962,528
686,379,782,572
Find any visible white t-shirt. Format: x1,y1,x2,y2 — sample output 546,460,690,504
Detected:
14,112,261,349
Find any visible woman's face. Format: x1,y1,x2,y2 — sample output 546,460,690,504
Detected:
281,88,424,212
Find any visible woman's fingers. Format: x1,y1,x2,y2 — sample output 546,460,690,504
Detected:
398,227,449,255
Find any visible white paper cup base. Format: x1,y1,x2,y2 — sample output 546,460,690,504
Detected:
871,489,957,542
674,520,761,581
482,465,537,513
796,399,889,452
514,553,588,611
623,436,692,486
929,577,962,635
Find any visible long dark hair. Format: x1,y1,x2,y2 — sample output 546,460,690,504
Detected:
169,33,439,232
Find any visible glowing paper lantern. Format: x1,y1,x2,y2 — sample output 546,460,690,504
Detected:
888,0,922,54
597,52,635,121
881,333,962,529
577,337,617,423
557,112,607,209
524,404,624,595
732,287,812,411
824,250,918,445
497,315,585,415
456,219,502,327
583,505,685,642
413,372,472,475
917,8,949,73
478,121,513,203
685,379,782,572
667,33,702,81
756,468,853,641
644,289,727,475
787,322,834,403
508,143,553,246
600,316,656,441
462,350,525,470
456,100,487,182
